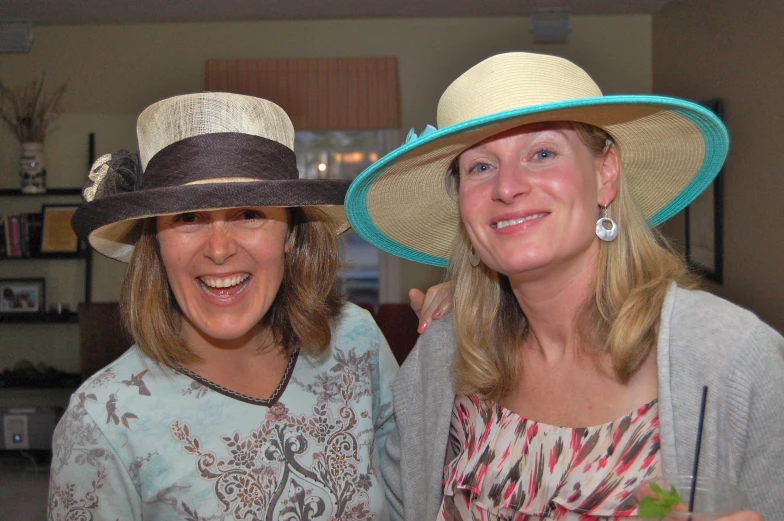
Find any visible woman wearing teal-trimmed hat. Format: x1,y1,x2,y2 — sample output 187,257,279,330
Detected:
347,52,781,520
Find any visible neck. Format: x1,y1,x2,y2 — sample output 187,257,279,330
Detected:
508,247,600,361
178,321,293,401
181,321,278,370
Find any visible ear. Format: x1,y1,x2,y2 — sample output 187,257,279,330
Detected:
596,143,619,206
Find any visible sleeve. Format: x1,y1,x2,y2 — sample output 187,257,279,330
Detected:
372,314,399,458
379,317,455,521
732,322,784,520
380,421,405,521
48,398,142,521
379,343,421,521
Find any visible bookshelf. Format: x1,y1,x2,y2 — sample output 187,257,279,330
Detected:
1,188,92,323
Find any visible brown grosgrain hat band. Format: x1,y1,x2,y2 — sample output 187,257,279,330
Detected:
142,133,299,188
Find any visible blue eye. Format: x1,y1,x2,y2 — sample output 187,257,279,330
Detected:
469,163,491,175
534,149,554,160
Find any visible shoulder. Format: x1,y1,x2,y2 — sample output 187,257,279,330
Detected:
669,285,770,328
55,347,170,454
665,285,783,360
395,314,456,396
330,302,384,349
662,285,784,401
319,302,400,375
406,314,457,367
77,346,159,393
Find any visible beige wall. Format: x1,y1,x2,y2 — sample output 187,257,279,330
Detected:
0,15,653,375
653,0,784,333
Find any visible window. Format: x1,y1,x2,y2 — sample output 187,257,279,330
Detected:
294,130,401,308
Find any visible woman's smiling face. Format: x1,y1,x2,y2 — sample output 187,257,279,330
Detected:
156,206,289,347
457,121,618,284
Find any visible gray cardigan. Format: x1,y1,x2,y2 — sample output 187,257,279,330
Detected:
379,284,784,520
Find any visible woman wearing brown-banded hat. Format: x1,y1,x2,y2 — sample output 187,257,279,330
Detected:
347,52,781,521
48,93,398,520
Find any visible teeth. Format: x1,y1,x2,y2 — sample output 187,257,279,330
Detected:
200,274,249,288
495,213,546,229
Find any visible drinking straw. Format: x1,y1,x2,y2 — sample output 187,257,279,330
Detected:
688,386,709,519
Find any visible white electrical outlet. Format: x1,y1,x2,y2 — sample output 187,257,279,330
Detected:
3,414,30,449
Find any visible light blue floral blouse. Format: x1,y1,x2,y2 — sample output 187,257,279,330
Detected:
48,303,398,521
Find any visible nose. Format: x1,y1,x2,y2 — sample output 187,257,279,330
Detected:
491,161,530,204
202,221,237,264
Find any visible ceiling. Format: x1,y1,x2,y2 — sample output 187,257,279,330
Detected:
1,0,676,26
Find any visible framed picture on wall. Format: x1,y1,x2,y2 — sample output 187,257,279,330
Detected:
684,98,724,284
0,278,45,314
41,204,80,254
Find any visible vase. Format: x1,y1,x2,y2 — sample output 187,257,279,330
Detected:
19,142,47,194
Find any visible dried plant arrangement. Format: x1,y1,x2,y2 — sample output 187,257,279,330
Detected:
0,75,67,143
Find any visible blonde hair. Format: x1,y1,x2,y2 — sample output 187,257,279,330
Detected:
120,207,344,367
448,122,699,401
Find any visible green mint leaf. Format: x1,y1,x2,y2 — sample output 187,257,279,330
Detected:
638,484,685,518
638,497,668,518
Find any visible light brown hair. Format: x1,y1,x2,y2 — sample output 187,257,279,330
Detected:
448,122,699,401
120,207,344,367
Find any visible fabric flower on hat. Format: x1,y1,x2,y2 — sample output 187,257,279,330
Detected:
83,150,143,202
83,153,112,202
404,124,437,145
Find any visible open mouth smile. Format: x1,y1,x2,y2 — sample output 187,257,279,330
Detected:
199,274,250,297
493,213,547,229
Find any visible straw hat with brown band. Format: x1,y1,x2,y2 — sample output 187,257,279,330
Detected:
72,92,351,262
345,52,729,267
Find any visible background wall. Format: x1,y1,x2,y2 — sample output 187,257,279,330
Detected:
653,0,784,333
0,15,652,374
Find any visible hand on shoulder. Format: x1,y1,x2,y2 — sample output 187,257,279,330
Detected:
409,281,454,334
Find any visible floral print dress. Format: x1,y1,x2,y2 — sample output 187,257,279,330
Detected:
439,394,662,520
48,303,398,521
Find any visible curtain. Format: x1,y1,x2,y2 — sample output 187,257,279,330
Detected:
205,57,401,131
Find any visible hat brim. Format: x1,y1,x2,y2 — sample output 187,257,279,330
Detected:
73,178,351,262
346,95,729,267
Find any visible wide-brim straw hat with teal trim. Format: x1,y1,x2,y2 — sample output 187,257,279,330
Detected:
345,51,729,267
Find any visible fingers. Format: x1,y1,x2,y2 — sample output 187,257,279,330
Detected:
409,281,454,334
408,288,426,318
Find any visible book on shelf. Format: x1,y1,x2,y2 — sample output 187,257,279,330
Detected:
27,212,43,256
1,212,45,258
0,216,6,257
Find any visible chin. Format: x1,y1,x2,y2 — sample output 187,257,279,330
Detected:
490,252,552,276
189,314,266,344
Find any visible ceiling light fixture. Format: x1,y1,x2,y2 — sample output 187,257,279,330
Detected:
530,9,572,44
0,21,33,53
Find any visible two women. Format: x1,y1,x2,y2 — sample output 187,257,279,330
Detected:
49,93,398,520
347,52,783,520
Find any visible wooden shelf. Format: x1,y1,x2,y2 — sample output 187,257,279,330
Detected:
0,188,82,196
1,251,86,260
0,312,79,324
1,252,85,260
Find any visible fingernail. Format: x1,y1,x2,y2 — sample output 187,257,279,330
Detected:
433,310,441,319
418,322,428,334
